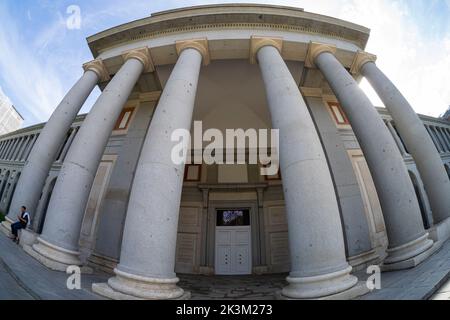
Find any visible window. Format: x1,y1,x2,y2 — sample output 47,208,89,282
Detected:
328,102,349,125
184,164,202,182
114,108,135,131
216,209,250,227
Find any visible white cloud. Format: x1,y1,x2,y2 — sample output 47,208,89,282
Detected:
293,0,450,117
0,3,66,124
0,0,448,126
188,0,449,117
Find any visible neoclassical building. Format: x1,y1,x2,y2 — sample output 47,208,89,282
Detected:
1,4,450,300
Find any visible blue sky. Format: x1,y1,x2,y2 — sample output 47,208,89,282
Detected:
0,0,449,127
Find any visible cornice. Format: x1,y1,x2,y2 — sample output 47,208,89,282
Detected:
87,7,370,57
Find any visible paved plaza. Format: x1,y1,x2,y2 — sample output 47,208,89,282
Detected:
1,232,450,300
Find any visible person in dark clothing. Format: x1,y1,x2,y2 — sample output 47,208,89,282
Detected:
10,206,30,243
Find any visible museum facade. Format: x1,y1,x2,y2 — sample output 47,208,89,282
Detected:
1,4,450,300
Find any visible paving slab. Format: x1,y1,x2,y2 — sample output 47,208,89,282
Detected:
0,260,34,300
1,231,450,300
360,240,450,300
0,233,107,300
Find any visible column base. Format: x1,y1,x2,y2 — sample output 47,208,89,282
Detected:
381,240,442,272
383,233,433,268
92,268,190,300
279,265,360,299
276,281,370,300
0,217,13,238
429,217,450,243
348,249,380,272
25,237,92,273
18,228,38,248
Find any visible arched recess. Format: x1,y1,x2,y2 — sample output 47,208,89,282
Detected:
5,172,21,214
37,177,57,234
408,170,430,229
445,163,450,181
0,170,11,208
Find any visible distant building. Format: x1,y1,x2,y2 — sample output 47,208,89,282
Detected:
442,107,450,121
0,90,23,136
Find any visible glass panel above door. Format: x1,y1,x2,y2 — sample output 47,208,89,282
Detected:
216,209,250,227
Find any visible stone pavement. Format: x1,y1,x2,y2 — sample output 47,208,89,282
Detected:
431,278,450,300
0,233,107,300
360,240,450,300
1,230,450,300
179,274,286,300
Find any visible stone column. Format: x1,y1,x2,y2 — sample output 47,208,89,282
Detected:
0,141,7,158
11,137,24,161
3,140,14,160
4,141,11,157
4,140,14,159
444,129,450,145
353,54,450,225
426,125,443,153
28,48,153,271
308,43,434,269
385,121,408,155
6,139,17,160
23,134,39,161
438,127,450,150
433,126,448,152
17,136,30,161
253,37,363,300
93,39,208,300
57,127,78,163
0,141,7,159
1,61,108,235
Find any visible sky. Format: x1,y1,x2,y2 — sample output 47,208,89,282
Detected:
0,0,449,127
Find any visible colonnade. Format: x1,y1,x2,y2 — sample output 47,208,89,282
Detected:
3,37,449,300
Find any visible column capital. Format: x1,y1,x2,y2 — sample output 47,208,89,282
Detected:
350,51,377,75
83,59,110,82
176,38,210,66
122,47,154,73
305,42,337,68
250,36,283,64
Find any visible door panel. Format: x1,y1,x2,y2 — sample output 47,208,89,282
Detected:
234,245,250,274
216,230,232,245
216,245,232,274
215,226,252,275
234,230,250,245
